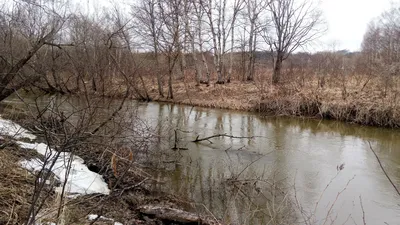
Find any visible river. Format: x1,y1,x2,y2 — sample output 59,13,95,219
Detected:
2,94,400,224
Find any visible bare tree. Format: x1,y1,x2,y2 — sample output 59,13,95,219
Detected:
193,0,211,85
132,0,164,97
265,0,323,84
157,0,184,99
185,1,202,86
361,3,400,96
227,0,245,83
245,0,269,81
0,0,67,101
200,0,229,84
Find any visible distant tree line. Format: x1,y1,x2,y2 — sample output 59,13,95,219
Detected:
1,0,400,101
0,0,324,100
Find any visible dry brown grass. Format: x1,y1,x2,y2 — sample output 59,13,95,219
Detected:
0,139,164,225
0,142,35,224
132,71,400,128
149,80,260,111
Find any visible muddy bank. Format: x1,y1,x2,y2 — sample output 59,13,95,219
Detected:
0,116,220,225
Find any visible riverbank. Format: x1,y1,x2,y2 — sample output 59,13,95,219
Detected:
3,93,400,224
139,76,400,128
0,116,217,224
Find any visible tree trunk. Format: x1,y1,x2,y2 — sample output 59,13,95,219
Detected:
91,75,97,92
246,23,255,81
150,2,163,97
0,28,57,99
273,51,284,84
207,4,224,84
215,57,224,84
167,51,176,99
0,76,40,102
195,6,210,86
220,0,227,83
176,37,184,80
228,22,235,83
138,73,151,100
50,47,63,92
180,54,186,80
201,52,210,85
199,30,210,85
168,70,173,99
251,33,257,80
247,51,254,81
154,47,164,97
191,36,202,86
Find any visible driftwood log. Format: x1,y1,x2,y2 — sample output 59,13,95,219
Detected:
138,205,221,225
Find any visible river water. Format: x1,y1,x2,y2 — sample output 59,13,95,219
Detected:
2,94,400,224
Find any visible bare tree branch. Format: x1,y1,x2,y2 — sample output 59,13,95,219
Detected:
368,141,400,196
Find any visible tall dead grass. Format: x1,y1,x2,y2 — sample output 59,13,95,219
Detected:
0,143,35,224
131,69,400,128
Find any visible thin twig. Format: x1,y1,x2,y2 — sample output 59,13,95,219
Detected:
359,195,366,225
119,178,149,197
322,176,355,225
368,141,400,196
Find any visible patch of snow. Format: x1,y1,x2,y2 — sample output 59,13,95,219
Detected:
88,214,123,225
17,142,50,156
18,141,110,197
88,214,99,220
88,214,113,221
0,117,36,140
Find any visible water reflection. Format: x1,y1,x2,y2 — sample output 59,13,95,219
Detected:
2,95,400,224
144,102,400,224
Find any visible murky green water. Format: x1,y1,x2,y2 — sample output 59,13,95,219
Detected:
2,94,400,224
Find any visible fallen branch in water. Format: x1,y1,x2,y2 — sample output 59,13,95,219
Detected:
138,205,221,225
192,133,257,143
368,141,400,196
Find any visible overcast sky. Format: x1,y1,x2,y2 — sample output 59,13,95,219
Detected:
318,0,392,51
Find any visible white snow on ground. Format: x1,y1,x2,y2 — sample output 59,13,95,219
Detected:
0,118,115,222
0,117,111,197
88,214,113,221
18,141,110,197
88,214,123,225
17,142,50,155
0,117,36,140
